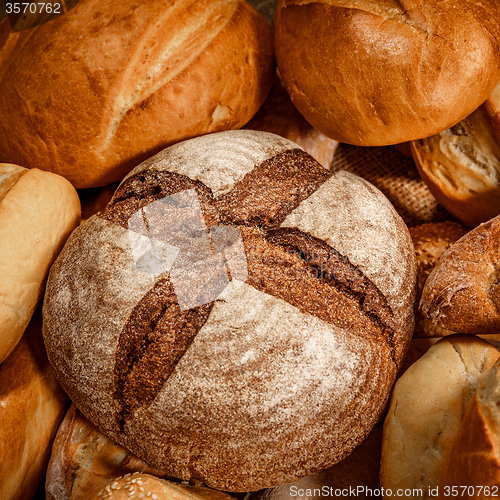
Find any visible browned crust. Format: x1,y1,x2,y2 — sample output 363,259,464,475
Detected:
0,0,274,188
113,279,213,430
438,393,500,493
420,215,500,333
217,148,331,228
274,0,500,146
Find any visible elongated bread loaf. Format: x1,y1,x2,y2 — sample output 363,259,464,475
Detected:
43,130,417,492
0,163,80,363
0,0,274,188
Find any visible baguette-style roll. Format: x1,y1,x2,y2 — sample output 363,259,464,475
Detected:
420,215,500,334
0,163,80,363
381,335,500,499
0,0,274,189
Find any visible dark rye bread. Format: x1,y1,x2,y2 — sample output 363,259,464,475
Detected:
42,130,417,492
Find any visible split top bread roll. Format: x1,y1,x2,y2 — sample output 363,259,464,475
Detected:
420,215,500,334
43,130,417,492
381,335,500,499
0,0,274,189
274,0,500,146
0,163,80,363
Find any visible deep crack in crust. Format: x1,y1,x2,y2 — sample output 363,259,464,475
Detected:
100,147,397,422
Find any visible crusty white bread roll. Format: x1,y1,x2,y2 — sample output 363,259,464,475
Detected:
43,130,417,492
46,404,172,500
420,215,500,334
92,473,235,500
0,163,80,363
438,359,500,495
0,305,69,500
246,425,383,500
381,335,500,499
0,0,274,189
409,222,468,338
245,73,339,169
412,83,500,228
274,0,500,147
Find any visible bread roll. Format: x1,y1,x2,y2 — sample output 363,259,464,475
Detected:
420,215,500,334
245,73,338,169
43,130,417,492
409,222,468,338
46,404,171,500
0,305,69,500
0,0,274,189
92,473,235,500
412,83,500,228
381,335,500,499
438,359,500,495
0,163,80,363
274,0,500,146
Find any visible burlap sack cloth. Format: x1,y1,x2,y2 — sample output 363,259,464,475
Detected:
330,143,456,228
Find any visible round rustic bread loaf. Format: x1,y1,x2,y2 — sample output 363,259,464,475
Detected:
0,163,80,364
42,130,417,492
412,83,500,228
381,335,500,499
0,306,69,500
0,0,274,189
274,0,500,146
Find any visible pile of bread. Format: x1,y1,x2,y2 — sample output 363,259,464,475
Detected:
1,0,500,498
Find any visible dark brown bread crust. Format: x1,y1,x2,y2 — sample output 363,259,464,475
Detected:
113,278,214,430
43,130,416,491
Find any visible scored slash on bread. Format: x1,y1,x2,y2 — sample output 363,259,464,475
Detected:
42,130,417,492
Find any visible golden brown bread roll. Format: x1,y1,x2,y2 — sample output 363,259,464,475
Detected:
381,335,500,499
420,215,500,334
42,130,417,492
438,359,500,495
274,0,500,147
409,222,468,338
412,83,500,228
245,73,338,169
92,473,235,500
0,163,80,363
0,305,69,500
46,404,172,500
0,0,274,189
